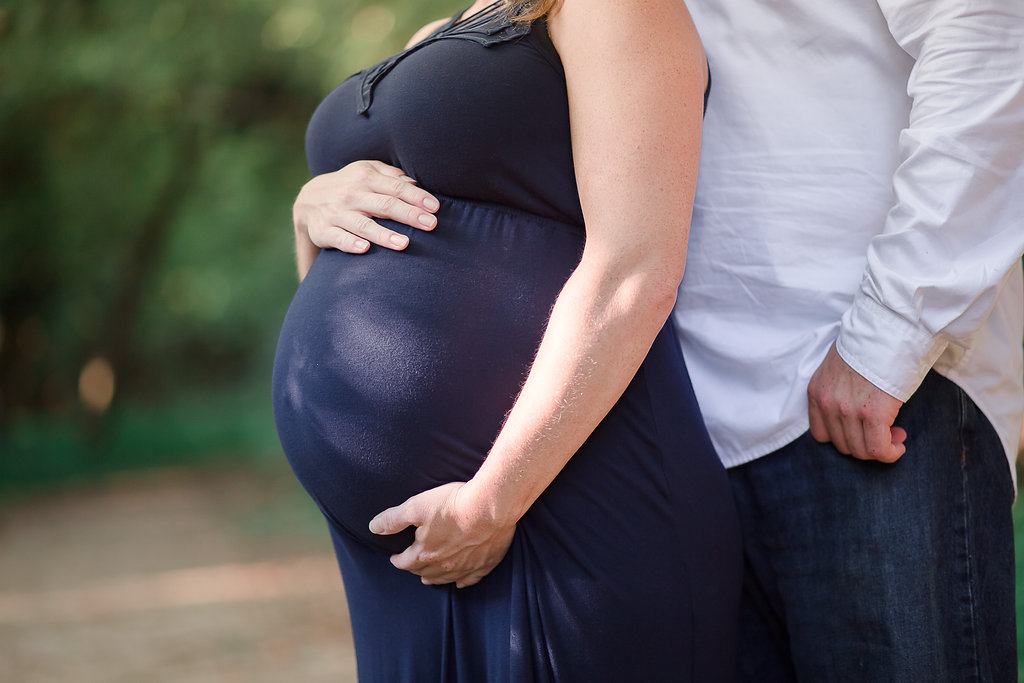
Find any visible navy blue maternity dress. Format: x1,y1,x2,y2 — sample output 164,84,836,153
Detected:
271,4,741,681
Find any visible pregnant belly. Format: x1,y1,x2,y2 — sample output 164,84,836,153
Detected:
271,197,584,552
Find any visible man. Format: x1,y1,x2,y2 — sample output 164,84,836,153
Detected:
675,1,1024,679
293,0,1024,678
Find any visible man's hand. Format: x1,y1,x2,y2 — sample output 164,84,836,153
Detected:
807,344,907,463
369,482,516,589
294,160,440,254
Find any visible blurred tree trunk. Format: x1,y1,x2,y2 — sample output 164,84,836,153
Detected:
85,126,202,433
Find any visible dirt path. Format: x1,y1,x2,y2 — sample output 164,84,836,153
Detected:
0,466,357,682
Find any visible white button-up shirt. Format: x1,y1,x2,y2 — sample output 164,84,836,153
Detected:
677,0,1024,474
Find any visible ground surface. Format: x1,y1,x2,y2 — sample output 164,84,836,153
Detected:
0,466,357,682
3,460,1022,681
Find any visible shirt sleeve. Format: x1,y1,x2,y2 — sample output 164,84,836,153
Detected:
836,0,1024,401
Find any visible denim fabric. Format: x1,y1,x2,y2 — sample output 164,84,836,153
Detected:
729,372,1016,682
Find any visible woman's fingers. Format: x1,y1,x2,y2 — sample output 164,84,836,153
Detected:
347,159,439,221
306,213,370,253
322,191,436,251
363,165,441,215
455,573,486,589
355,186,438,231
308,210,409,252
418,562,494,587
361,159,409,178
300,161,441,252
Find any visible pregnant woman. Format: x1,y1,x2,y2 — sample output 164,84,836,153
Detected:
271,0,741,679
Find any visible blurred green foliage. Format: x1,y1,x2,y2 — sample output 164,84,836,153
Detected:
0,0,461,482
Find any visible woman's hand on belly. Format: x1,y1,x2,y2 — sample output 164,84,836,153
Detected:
369,481,516,588
293,160,440,278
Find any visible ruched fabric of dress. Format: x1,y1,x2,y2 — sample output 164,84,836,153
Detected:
271,3,741,681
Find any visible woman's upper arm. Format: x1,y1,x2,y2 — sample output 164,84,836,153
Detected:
548,0,706,280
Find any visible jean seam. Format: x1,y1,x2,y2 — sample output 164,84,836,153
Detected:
957,388,983,683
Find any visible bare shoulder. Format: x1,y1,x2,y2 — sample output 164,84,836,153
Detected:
405,18,450,48
547,0,705,69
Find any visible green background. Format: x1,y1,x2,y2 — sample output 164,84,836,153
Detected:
0,0,461,481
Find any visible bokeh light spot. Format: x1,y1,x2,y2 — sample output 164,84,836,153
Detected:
262,2,324,51
79,357,116,415
350,5,395,44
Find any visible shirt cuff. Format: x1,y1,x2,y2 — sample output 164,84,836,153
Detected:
836,294,949,402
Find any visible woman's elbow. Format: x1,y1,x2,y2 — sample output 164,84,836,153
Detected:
602,263,683,324
577,246,686,320
632,271,681,319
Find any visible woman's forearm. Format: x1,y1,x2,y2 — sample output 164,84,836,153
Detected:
368,0,707,588
461,0,706,530
461,252,681,526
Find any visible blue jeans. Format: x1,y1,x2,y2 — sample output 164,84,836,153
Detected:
729,372,1017,682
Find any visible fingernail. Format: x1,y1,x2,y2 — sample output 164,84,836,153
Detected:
390,233,409,247
418,213,436,228
368,517,381,534
424,197,439,211
354,239,369,251
401,175,417,183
